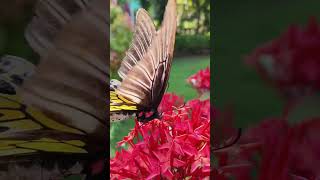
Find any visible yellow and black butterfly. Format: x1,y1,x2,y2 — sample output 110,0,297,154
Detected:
0,0,107,179
110,0,177,123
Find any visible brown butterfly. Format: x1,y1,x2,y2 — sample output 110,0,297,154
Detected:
110,0,177,123
0,0,108,179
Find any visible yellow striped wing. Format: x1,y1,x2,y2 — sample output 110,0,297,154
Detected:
0,94,87,156
110,91,138,112
110,91,139,122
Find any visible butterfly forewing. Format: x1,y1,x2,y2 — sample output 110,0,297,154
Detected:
115,0,177,109
19,0,108,140
118,9,156,80
25,0,90,57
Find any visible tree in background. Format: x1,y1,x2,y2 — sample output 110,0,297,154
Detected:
110,0,133,77
137,0,210,35
177,0,210,35
112,0,211,58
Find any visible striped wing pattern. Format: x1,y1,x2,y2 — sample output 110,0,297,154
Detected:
115,0,177,109
19,0,108,140
110,91,137,111
110,91,136,122
0,0,108,178
0,54,88,156
25,0,90,57
118,9,156,80
0,0,108,155
0,94,87,156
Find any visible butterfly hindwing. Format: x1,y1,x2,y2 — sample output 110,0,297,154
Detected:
19,0,108,139
110,91,137,122
0,94,88,156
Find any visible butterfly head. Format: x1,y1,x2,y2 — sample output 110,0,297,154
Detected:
110,79,121,90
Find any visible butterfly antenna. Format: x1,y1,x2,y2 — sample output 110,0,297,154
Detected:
212,128,242,151
172,105,178,111
172,102,185,110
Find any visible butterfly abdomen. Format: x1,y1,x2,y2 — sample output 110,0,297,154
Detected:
110,111,135,122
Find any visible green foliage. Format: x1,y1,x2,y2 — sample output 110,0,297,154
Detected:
138,0,210,35
175,34,210,55
139,0,167,23
0,4,37,64
177,0,210,35
110,3,132,54
110,1,133,74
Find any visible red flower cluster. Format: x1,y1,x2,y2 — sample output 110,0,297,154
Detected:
213,117,320,180
246,17,320,99
110,93,210,179
187,67,210,94
158,93,185,114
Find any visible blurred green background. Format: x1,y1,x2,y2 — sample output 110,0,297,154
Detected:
213,0,320,128
0,1,37,63
110,0,210,157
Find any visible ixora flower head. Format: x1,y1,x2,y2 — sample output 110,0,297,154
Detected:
187,67,210,95
246,17,320,99
213,116,320,180
110,93,210,179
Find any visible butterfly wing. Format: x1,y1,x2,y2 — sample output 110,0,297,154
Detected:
117,9,156,80
110,6,156,122
0,0,108,178
18,0,108,142
115,0,177,109
25,0,90,57
0,55,91,155
110,90,137,122
0,93,93,180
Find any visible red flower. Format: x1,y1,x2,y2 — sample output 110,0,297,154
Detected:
213,116,320,180
246,17,320,99
158,93,185,114
110,93,210,179
187,67,210,95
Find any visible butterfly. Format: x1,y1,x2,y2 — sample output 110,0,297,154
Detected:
110,0,177,123
0,0,108,179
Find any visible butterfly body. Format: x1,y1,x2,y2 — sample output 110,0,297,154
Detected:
136,109,160,123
